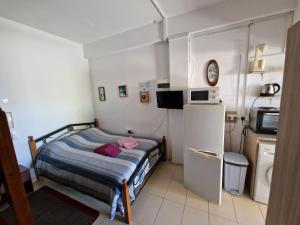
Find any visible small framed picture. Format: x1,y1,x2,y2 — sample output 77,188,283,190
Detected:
118,85,128,97
98,87,106,101
140,91,149,103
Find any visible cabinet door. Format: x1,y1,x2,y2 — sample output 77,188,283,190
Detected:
266,22,300,225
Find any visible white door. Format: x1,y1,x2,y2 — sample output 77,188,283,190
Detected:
184,148,223,204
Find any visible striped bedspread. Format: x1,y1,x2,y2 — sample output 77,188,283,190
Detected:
35,128,160,219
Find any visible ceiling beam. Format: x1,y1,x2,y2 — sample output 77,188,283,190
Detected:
150,0,168,41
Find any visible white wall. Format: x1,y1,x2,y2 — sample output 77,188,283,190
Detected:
84,22,163,59
168,0,296,37
89,42,170,156
189,14,291,152
294,0,300,23
84,0,295,163
168,36,189,164
0,17,94,168
169,36,189,88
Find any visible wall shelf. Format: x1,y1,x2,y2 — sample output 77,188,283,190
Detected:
258,95,281,98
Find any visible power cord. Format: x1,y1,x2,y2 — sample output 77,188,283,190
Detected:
227,120,237,152
240,95,260,153
251,96,260,109
150,111,168,136
239,117,249,154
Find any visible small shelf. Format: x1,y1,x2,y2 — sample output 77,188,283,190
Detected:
258,95,281,98
248,51,285,59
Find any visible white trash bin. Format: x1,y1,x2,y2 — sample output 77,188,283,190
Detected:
223,152,249,195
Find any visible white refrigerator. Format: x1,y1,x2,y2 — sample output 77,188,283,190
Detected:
183,104,225,205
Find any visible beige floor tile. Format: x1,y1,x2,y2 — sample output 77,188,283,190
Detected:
186,191,209,212
101,217,141,225
153,161,176,178
232,195,265,225
182,206,208,225
209,193,236,221
209,214,237,225
222,190,233,200
144,174,171,198
132,191,163,225
154,199,184,225
165,180,187,204
92,216,103,225
172,165,184,183
258,203,268,220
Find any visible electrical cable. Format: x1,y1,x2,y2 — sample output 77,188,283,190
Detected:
188,62,195,87
150,111,168,136
239,121,249,154
251,96,260,109
241,95,260,152
227,120,237,152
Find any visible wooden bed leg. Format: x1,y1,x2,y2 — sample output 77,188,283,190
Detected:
28,136,37,161
162,136,167,161
94,118,99,128
122,179,132,224
28,136,39,180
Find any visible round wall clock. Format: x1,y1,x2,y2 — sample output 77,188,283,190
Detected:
206,60,219,86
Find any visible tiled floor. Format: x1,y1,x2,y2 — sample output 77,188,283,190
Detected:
34,161,267,225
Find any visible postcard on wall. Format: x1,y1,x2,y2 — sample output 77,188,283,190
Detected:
118,85,128,97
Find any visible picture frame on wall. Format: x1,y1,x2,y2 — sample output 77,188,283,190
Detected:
118,85,128,97
140,91,149,103
98,87,106,101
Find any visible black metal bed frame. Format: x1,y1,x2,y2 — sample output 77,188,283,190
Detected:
29,120,166,210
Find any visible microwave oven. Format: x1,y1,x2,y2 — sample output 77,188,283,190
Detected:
188,87,220,104
249,107,279,134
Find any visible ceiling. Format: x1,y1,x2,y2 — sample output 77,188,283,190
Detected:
0,0,226,44
158,0,226,17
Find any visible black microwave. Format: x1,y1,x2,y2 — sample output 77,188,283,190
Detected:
249,107,279,134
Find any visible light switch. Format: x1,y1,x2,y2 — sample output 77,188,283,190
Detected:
2,99,9,104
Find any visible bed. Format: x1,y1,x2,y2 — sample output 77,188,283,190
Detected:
28,119,166,224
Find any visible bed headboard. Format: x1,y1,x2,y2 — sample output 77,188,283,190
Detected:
28,118,99,161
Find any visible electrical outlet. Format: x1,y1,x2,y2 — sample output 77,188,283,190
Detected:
127,129,134,134
226,111,238,122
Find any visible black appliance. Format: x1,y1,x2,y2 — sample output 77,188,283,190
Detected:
249,107,279,134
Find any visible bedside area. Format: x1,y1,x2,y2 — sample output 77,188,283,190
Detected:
0,165,34,205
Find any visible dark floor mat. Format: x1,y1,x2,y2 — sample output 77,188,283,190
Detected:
0,186,99,225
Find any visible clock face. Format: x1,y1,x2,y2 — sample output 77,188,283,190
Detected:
206,60,219,86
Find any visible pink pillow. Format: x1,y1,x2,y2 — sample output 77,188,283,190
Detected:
123,142,139,149
117,137,139,149
94,144,121,157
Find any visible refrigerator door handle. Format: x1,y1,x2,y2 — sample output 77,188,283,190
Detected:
185,147,219,159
